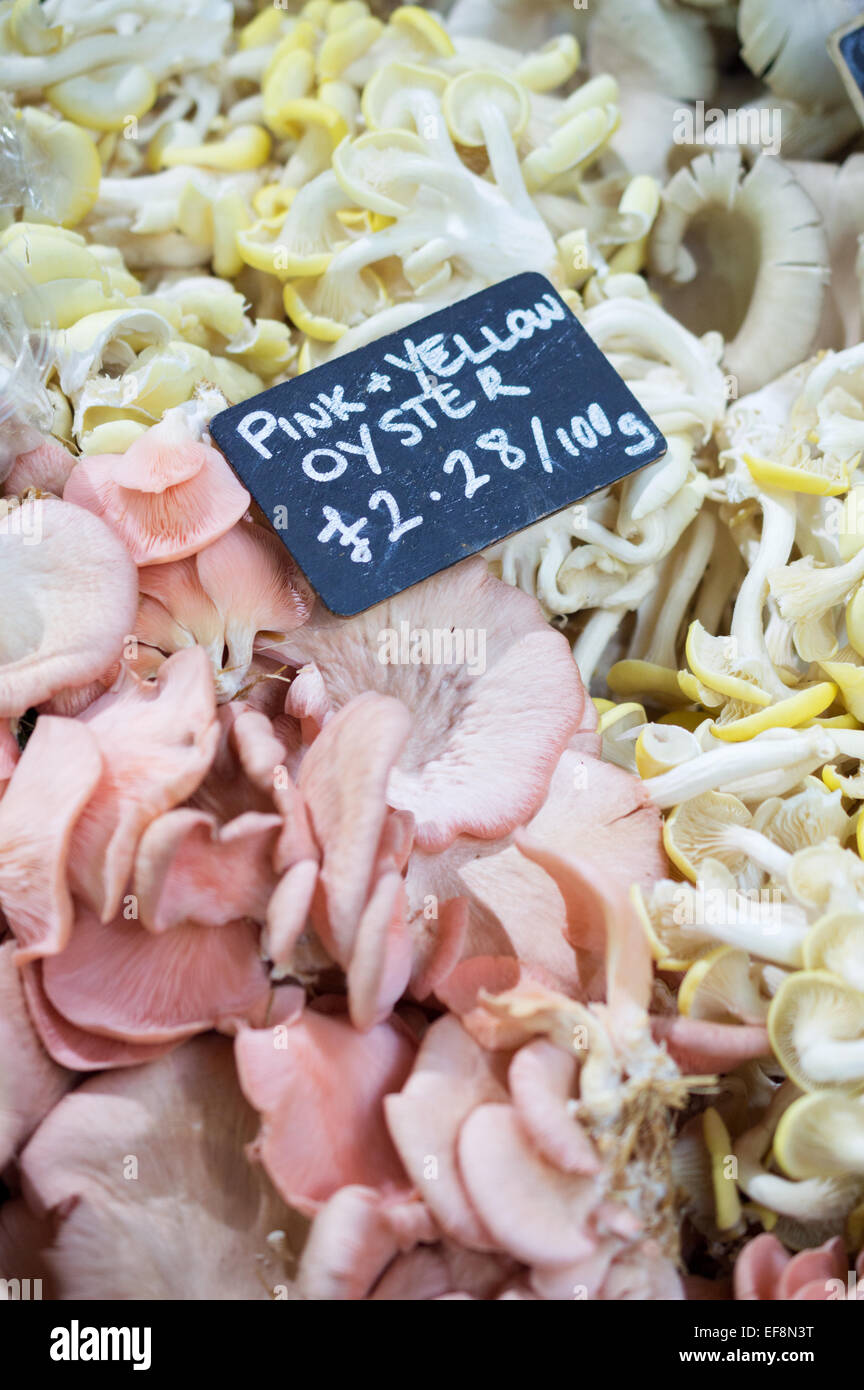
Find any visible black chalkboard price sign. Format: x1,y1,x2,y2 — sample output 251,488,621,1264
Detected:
829,16,864,124
209,272,667,616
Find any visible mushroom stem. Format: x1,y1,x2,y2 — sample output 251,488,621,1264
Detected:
802,1037,864,1086
734,1086,856,1219
573,606,624,686
730,488,796,698
725,826,791,880
479,102,533,214
644,511,716,669
646,729,833,809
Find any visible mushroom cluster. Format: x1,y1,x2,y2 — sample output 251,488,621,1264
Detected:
4,0,864,1305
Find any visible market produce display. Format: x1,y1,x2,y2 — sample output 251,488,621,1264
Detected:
3,0,864,1304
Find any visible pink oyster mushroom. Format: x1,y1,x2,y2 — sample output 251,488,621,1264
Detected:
251,614,665,1023
734,1233,864,1301
3,435,76,497
135,518,312,699
63,408,250,564
0,940,71,1168
271,557,585,852
0,497,137,717
234,993,416,1213
236,859,688,1299
15,1036,307,1298
0,649,271,1066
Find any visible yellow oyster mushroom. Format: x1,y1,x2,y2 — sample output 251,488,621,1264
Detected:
252,185,296,219
282,281,348,341
16,108,100,229
261,21,319,84
317,16,383,81
607,175,661,276
596,701,645,737
774,1092,864,1181
236,213,331,279
592,698,615,716
709,681,837,743
733,1085,861,1222
332,129,428,217
262,48,316,138
1,226,109,287
442,67,534,210
80,419,149,454
212,191,252,280
46,64,157,133
630,881,716,972
679,946,770,1025
9,0,63,53
785,841,864,916
819,660,864,721
703,1108,743,1232
521,104,618,192
161,124,272,172
743,449,853,496
635,722,700,779
226,319,297,379
684,620,773,708
768,970,864,1093
389,7,454,59
269,96,348,154
595,701,646,775
821,762,863,795
663,790,790,885
361,62,447,134
607,659,688,707
803,911,864,991
302,1,333,27
237,7,282,50
327,0,370,30
555,74,619,125
751,779,850,854
515,35,580,93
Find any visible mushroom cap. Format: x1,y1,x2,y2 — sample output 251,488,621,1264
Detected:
234,1002,415,1209
360,61,447,132
332,129,430,216
276,558,585,852
739,0,860,107
0,716,102,963
650,153,828,394
133,808,281,932
3,436,75,496
663,790,752,882
768,969,864,1092
19,1036,306,1299
40,905,271,1046
0,940,70,1169
774,1090,864,1180
63,413,250,564
0,498,138,717
384,1013,509,1249
803,910,864,990
442,70,529,147
679,946,770,1025
69,647,220,921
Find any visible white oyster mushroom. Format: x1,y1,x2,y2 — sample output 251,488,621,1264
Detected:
650,152,829,393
